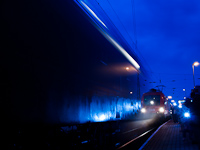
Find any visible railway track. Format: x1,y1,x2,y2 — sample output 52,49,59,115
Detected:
7,116,170,150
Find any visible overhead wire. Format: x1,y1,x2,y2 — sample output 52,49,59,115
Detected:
105,0,157,82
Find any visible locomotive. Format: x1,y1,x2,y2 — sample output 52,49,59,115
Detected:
140,89,171,118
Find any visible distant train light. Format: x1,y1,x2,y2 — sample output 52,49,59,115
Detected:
159,107,164,113
184,112,190,118
150,101,154,105
141,108,146,113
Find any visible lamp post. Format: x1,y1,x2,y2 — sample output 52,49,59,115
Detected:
192,61,199,88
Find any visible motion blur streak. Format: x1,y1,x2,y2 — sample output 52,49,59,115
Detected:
101,31,140,70
79,0,107,28
75,0,140,71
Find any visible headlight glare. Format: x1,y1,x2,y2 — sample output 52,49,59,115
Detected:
159,107,164,113
141,108,146,113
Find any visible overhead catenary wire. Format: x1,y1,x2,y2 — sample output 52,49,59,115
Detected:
104,0,157,82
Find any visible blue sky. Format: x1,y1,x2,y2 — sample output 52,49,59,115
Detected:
79,0,200,100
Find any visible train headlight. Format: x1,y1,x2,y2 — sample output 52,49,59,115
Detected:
184,112,190,118
159,107,165,113
141,108,146,113
150,101,154,105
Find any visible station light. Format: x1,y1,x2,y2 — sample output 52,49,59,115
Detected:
184,112,190,118
168,96,172,99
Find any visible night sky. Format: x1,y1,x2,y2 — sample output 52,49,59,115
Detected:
84,0,200,100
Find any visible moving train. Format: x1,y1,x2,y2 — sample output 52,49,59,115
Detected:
140,89,171,117
1,0,150,126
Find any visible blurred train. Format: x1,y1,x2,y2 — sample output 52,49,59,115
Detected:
140,89,171,118
1,0,150,126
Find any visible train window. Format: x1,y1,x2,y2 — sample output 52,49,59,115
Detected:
144,95,160,105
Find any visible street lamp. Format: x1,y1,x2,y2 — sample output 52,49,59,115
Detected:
192,61,199,88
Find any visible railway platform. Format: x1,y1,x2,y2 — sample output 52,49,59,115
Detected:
139,119,199,150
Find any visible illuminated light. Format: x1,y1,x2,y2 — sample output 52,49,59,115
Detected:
126,67,129,70
193,61,200,66
79,1,107,28
159,107,164,113
100,32,140,70
93,114,107,122
99,114,106,121
124,104,134,111
184,97,186,99
171,100,175,103
141,108,146,113
183,89,185,91
173,102,177,106
191,100,193,102
179,100,185,103
130,91,133,94
150,101,154,105
184,112,190,118
168,96,172,99
178,105,182,108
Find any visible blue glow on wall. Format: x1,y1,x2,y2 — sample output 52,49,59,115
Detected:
58,94,141,123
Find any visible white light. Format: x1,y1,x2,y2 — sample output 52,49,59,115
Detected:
150,101,154,105
159,107,164,113
93,114,107,122
141,108,146,113
178,105,182,108
99,114,106,121
171,100,175,103
80,1,107,28
184,112,190,118
173,102,177,106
